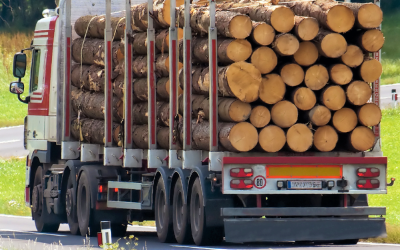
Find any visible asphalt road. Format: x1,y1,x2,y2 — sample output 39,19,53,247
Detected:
0,125,28,158
0,215,399,250
380,83,400,108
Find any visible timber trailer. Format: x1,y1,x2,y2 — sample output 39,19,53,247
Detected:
8,0,392,245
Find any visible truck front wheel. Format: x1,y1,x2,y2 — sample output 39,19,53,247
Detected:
32,167,60,232
155,177,175,243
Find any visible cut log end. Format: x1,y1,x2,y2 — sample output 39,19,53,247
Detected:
322,86,346,111
259,74,286,105
358,103,382,127
333,108,358,133
229,15,253,39
361,29,385,53
347,81,372,106
329,64,353,85
226,39,253,62
251,47,278,74
296,17,319,41
251,22,275,46
314,125,338,152
349,126,375,152
341,45,364,68
360,58,383,83
259,125,286,153
271,101,298,128
292,87,316,111
228,122,259,152
271,6,295,33
250,106,271,128
280,63,304,87
163,0,185,25
326,5,355,33
227,99,252,122
294,41,319,67
357,3,383,29
273,33,300,56
305,65,329,91
308,105,332,127
287,124,313,153
320,33,347,58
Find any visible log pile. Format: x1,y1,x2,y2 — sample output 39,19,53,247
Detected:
70,0,383,153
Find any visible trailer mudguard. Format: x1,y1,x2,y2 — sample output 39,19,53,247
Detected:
171,168,191,204
154,167,174,206
31,150,51,164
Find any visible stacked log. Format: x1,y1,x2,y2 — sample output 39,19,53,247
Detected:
69,0,383,153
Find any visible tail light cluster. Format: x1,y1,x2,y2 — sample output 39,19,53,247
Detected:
229,168,254,189
356,168,380,189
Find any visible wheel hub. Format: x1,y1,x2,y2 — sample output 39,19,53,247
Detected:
66,188,73,216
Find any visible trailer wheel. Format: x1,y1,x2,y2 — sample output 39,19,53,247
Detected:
32,167,60,232
77,171,100,237
155,177,175,243
66,174,80,235
173,179,192,244
190,178,223,246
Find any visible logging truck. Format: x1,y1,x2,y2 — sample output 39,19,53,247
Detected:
9,0,393,246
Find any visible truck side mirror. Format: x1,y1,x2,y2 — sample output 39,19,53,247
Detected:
10,81,25,95
13,52,27,78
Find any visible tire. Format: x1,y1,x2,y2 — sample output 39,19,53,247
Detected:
190,178,223,246
32,167,60,233
155,177,175,243
173,179,192,244
77,171,100,237
65,174,80,235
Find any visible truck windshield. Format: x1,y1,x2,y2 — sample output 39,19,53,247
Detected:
30,49,40,93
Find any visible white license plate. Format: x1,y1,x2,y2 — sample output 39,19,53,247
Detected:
287,181,322,190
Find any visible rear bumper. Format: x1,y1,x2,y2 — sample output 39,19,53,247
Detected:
222,207,386,243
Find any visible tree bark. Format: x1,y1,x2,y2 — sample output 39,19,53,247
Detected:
304,64,329,91
342,2,382,29
346,81,372,106
313,125,338,152
341,45,364,68
71,88,123,122
329,64,353,86
293,41,318,66
357,103,382,127
258,125,286,152
259,74,286,105
347,126,375,152
250,21,275,46
250,106,271,128
74,15,125,40
306,105,331,126
272,33,299,56
279,63,304,87
320,85,346,111
271,100,298,128
71,118,120,145
314,30,347,58
71,38,121,67
286,123,313,152
250,46,277,74
155,28,184,53
278,0,355,33
359,57,382,83
293,16,319,41
354,29,385,53
291,87,316,111
131,54,183,78
129,125,172,149
131,102,170,126
72,64,118,92
332,108,358,133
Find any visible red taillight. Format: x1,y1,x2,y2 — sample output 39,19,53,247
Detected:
98,185,105,193
357,179,380,189
114,188,119,192
357,168,380,177
230,168,253,178
230,179,253,189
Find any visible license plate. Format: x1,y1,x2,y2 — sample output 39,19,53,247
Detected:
287,181,322,190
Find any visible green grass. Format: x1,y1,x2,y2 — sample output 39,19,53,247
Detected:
0,158,30,216
381,59,400,85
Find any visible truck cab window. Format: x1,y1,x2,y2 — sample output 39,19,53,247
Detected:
30,49,41,93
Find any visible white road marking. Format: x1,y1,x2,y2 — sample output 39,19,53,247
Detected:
0,229,67,237
0,126,23,131
358,242,400,247
0,214,31,219
0,140,21,144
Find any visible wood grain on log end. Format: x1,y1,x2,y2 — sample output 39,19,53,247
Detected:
360,57,382,83
259,74,286,105
287,124,313,153
292,87,316,111
319,32,347,58
259,125,286,153
360,29,385,52
314,125,338,152
271,6,295,33
226,39,253,62
294,41,319,66
333,108,358,133
229,15,253,39
219,98,252,122
272,33,299,56
329,64,353,86
251,22,275,46
344,2,383,29
251,47,278,74
308,105,332,126
250,106,271,128
347,80,372,106
294,16,319,41
341,45,364,68
348,126,375,152
305,64,329,91
271,101,298,128
358,103,382,127
326,5,355,33
321,86,346,111
228,122,259,152
281,63,304,87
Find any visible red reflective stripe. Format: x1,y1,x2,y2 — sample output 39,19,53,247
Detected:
223,157,387,165
171,39,177,145
65,37,71,137
150,41,156,145
28,16,57,116
34,35,49,38
211,39,217,147
35,29,51,33
31,97,42,100
126,43,132,143
106,41,112,143
185,39,191,147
